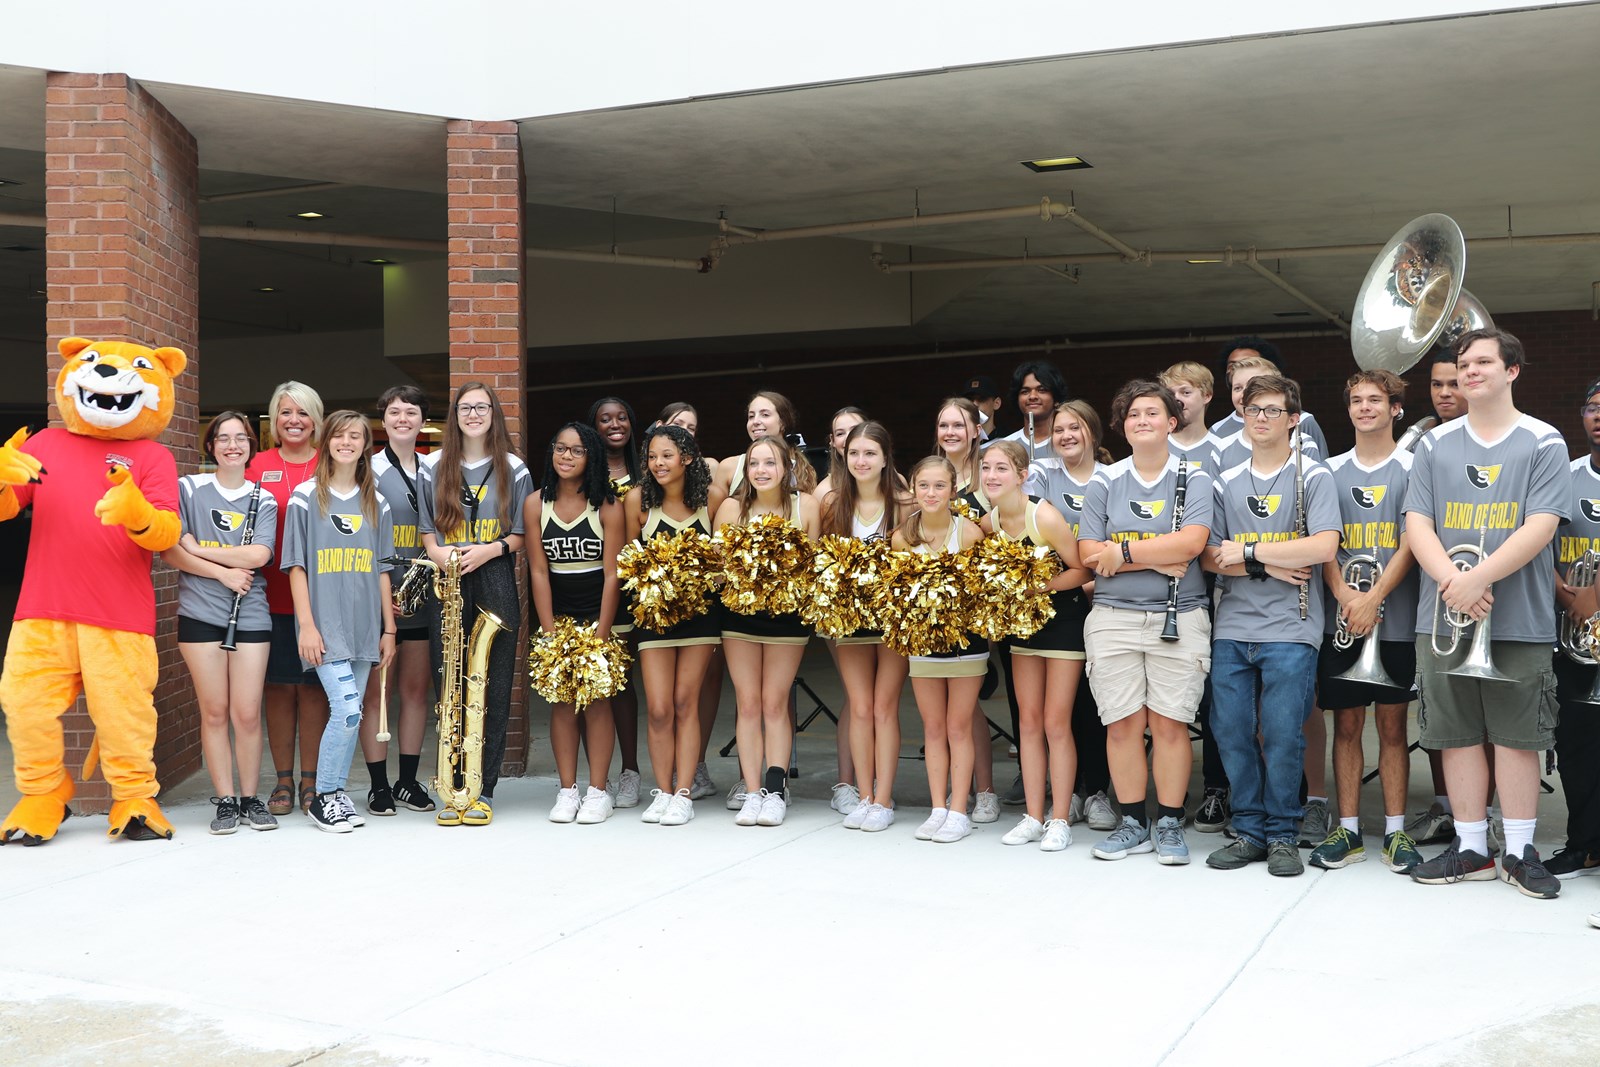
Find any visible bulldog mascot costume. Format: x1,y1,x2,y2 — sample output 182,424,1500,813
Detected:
0,336,187,844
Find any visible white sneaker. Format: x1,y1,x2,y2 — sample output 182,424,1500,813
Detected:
734,791,764,826
575,786,614,824
932,810,972,843
1589,910,1600,930
1002,814,1044,845
641,788,671,824
971,790,1001,824
757,789,788,826
613,768,641,809
915,808,950,841
726,779,746,811
842,797,874,829
661,788,695,826
860,804,896,832
1084,791,1118,832
1040,818,1072,852
334,791,366,828
689,762,717,800
830,782,861,815
1068,793,1085,825
549,786,582,824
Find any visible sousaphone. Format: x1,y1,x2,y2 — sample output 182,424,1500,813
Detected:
1350,213,1495,376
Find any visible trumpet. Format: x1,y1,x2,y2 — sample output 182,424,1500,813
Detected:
1430,525,1513,682
1331,554,1403,689
1560,551,1600,706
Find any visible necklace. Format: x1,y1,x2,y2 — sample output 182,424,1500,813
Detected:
1247,459,1288,499
280,450,316,487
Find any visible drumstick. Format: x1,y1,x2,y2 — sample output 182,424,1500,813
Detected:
376,660,391,743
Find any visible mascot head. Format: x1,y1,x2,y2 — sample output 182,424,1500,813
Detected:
55,337,187,442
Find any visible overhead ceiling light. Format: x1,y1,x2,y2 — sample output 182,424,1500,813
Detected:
362,258,393,266
293,211,326,219
1020,156,1092,173
254,286,279,293
1186,258,1222,265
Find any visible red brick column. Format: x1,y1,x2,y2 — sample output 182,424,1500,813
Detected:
44,73,200,812
446,119,529,776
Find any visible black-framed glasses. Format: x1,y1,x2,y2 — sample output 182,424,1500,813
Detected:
1244,405,1288,420
457,403,492,417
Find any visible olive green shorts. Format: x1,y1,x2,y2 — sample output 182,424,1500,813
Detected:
1414,635,1558,751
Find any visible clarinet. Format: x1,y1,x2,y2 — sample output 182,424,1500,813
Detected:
1294,422,1308,621
1160,458,1188,642
220,480,264,652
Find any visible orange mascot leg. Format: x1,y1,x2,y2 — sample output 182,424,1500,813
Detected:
78,624,172,840
0,618,83,844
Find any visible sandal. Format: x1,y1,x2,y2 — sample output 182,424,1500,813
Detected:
299,773,317,814
436,806,463,827
267,772,294,817
463,798,493,826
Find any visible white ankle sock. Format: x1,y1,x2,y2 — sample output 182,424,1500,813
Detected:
1456,818,1488,856
1308,795,1328,805
1340,817,1359,833
1503,817,1536,857
1385,814,1405,835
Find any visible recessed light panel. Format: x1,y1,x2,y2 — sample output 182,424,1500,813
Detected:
1020,156,1092,173
293,211,325,219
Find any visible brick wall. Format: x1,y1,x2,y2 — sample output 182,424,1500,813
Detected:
523,310,1600,470
44,72,200,812
446,119,529,776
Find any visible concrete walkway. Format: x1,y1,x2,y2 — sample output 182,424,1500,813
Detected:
2,650,1598,1066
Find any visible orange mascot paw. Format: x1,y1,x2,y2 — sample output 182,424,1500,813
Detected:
0,778,76,846
0,426,43,487
108,797,175,841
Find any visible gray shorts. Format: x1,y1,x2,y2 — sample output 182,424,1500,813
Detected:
1414,635,1558,751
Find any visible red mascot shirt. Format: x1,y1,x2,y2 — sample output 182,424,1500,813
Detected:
9,429,179,636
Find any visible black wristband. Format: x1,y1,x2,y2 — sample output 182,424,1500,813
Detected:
1245,557,1268,581
496,537,510,557
1122,540,1133,564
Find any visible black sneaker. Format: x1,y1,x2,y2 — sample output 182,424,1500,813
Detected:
209,796,240,835
367,786,397,816
307,792,352,834
1544,847,1600,880
1500,845,1561,899
391,780,436,812
1194,788,1229,833
238,795,279,831
1410,836,1495,885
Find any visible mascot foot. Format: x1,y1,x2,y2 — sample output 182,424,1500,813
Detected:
0,779,76,846
108,798,175,841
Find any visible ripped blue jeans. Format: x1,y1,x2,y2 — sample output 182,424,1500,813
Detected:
314,660,373,794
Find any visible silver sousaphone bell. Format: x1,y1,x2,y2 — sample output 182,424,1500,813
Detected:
1330,554,1403,690
1351,214,1494,376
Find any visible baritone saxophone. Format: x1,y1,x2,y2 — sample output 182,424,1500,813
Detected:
432,550,508,814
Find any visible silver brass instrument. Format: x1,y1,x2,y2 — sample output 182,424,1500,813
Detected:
1560,551,1600,706
431,550,509,815
1294,421,1308,621
1430,525,1513,682
1331,553,1402,689
1351,214,1495,375
389,554,436,617
1394,415,1438,454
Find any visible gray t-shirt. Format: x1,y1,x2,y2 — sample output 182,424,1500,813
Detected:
1211,409,1330,458
1214,420,1324,474
176,474,277,631
1080,454,1214,613
1210,454,1342,647
280,481,395,667
1169,432,1223,477
1404,415,1568,643
1557,456,1600,580
418,452,532,547
1025,457,1100,538
1325,448,1419,642
1001,426,1055,465
373,448,423,560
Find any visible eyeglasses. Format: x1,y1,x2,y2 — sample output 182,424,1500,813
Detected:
1582,404,1600,418
457,403,492,417
1244,405,1289,420
552,444,588,457
212,435,252,446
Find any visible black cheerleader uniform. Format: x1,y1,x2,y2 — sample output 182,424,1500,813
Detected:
540,500,607,624
720,495,812,647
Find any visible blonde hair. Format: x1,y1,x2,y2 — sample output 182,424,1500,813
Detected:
897,455,959,550
1160,361,1214,396
1054,400,1114,465
1225,356,1274,386
980,439,1029,481
932,397,982,489
314,410,379,525
266,381,325,449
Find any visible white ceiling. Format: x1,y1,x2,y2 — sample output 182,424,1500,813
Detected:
0,4,1597,373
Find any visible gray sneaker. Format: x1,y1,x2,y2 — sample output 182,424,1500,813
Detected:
1153,815,1190,866
1084,791,1119,832
1268,840,1305,877
1298,799,1332,849
1091,815,1153,860
237,795,279,831
1001,773,1027,806
208,796,240,835
1404,801,1455,845
1206,838,1269,870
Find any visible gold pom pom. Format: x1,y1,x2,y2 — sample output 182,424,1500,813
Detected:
714,513,815,616
964,537,1060,641
801,535,892,638
617,528,720,631
874,548,974,657
528,616,633,710
950,498,982,523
